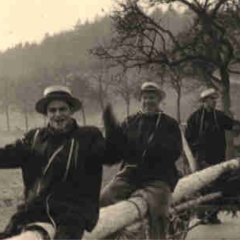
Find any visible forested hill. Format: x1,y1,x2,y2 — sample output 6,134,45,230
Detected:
0,7,239,132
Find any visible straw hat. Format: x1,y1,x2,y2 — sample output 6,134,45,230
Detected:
200,88,219,101
35,85,82,115
140,82,166,100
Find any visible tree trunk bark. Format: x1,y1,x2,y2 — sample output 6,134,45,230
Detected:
220,69,235,160
173,158,240,204
220,69,231,115
126,97,130,117
83,197,148,240
5,105,10,131
82,159,240,240
25,159,240,240
176,89,181,123
24,110,29,131
180,127,198,173
170,192,222,214
98,78,105,112
99,96,105,112
81,105,86,125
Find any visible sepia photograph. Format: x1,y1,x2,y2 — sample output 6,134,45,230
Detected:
0,0,239,239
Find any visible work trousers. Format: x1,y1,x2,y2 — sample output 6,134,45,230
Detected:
195,152,221,221
101,173,172,239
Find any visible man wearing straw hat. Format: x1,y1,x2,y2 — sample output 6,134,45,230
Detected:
185,87,240,224
0,85,109,240
101,81,182,239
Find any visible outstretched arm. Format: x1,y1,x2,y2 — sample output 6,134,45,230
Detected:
0,130,34,168
218,111,240,134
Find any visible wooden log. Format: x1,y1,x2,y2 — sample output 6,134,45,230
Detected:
83,197,147,240
24,158,240,240
173,158,240,204
170,192,222,214
119,192,222,239
180,127,198,173
83,159,240,239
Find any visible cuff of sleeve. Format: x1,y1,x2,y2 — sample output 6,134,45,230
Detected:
24,222,56,240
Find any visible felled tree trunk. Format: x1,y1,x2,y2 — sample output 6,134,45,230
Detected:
180,128,198,173
173,158,240,204
170,192,222,214
83,158,240,240
23,158,240,240
83,197,147,240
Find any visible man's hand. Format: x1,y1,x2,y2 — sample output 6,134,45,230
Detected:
233,122,240,131
232,122,240,137
103,103,119,129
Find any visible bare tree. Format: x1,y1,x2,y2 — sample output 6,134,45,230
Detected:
91,0,240,115
66,72,95,125
112,72,137,117
87,61,114,111
0,77,15,131
91,0,240,158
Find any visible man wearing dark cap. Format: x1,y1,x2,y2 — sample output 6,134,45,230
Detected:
0,85,109,240
185,87,240,224
101,82,182,239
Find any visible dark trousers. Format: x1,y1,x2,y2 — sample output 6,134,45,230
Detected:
195,153,221,221
101,174,172,239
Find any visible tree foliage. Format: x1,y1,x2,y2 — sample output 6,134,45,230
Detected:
0,16,113,127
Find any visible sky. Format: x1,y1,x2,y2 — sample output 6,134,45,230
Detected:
0,0,113,51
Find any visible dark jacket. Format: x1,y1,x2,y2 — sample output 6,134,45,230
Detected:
185,107,235,165
105,111,182,191
0,119,106,239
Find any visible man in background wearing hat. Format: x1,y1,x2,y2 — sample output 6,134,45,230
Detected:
101,81,182,239
185,87,240,224
0,85,111,240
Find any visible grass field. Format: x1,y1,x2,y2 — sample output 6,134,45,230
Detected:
0,132,23,230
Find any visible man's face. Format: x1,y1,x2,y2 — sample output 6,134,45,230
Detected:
46,100,73,131
204,95,218,109
140,91,161,113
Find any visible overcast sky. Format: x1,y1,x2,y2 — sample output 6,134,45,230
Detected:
0,0,113,51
